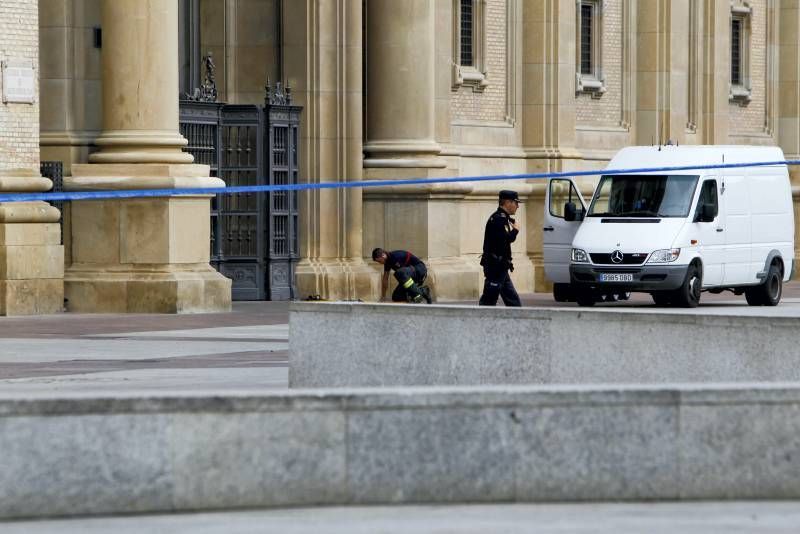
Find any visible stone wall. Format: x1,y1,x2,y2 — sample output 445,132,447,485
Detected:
200,0,281,105
729,0,770,138
0,0,39,174
3,384,800,519
575,0,624,127
38,0,102,173
451,0,509,123
290,302,800,388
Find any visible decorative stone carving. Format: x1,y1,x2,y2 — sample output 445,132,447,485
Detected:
265,79,292,106
184,52,218,103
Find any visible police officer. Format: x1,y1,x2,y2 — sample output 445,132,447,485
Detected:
479,190,522,307
372,248,432,304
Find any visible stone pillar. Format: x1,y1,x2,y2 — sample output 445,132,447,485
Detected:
0,0,64,315
779,1,800,277
361,0,482,301
64,0,231,313
363,0,443,168
521,0,581,292
284,0,377,300
700,0,730,144
635,0,694,146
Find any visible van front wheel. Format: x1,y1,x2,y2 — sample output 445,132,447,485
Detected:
575,289,596,307
745,263,783,306
671,263,702,308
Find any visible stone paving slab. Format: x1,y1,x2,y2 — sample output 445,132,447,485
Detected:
0,303,290,388
0,368,289,394
88,324,290,339
0,339,287,364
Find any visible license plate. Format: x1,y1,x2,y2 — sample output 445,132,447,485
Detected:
599,273,633,282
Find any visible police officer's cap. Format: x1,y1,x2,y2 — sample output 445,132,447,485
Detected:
499,190,521,203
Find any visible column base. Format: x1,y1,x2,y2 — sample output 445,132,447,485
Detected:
295,259,380,301
424,257,482,302
65,163,231,313
65,265,231,314
0,221,64,315
0,201,64,316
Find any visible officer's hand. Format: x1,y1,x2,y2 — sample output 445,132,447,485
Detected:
511,221,520,231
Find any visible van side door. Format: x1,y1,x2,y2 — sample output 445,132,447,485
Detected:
693,178,725,287
720,174,752,285
543,178,587,284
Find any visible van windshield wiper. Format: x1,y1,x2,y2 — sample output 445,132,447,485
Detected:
615,210,661,217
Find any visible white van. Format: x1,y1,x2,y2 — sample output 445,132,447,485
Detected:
543,145,794,307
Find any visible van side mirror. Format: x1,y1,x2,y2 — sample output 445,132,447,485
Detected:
564,202,577,222
696,203,717,222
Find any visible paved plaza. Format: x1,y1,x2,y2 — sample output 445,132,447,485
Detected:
2,289,800,532
2,286,800,394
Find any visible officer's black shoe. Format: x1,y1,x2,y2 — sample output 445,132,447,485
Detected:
421,286,432,304
410,294,425,304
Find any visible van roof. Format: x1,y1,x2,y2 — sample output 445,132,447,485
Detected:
605,145,786,175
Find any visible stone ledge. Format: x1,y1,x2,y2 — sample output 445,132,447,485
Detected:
1,383,800,519
290,302,800,388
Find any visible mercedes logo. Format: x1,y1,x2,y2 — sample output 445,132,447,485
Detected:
610,250,624,264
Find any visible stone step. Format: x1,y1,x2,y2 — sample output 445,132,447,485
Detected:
1,382,799,520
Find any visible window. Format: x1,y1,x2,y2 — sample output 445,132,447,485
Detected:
580,4,592,75
695,180,719,220
452,0,488,92
549,179,584,218
729,3,752,104
575,0,605,97
460,0,474,67
731,18,742,86
178,0,201,97
587,175,700,218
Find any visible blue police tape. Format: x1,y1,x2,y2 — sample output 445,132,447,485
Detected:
2,158,798,203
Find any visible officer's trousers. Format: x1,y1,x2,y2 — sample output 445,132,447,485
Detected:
392,264,427,302
479,266,521,307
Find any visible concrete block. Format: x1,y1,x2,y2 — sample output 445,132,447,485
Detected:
170,411,347,509
678,401,800,499
290,303,800,388
515,403,680,501
346,407,517,503
0,414,173,518
2,385,800,519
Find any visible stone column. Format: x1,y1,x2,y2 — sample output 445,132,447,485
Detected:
363,0,443,168
521,0,581,292
635,0,694,146
0,0,64,315
362,0,482,301
779,1,800,277
64,0,231,313
285,0,377,300
700,0,730,144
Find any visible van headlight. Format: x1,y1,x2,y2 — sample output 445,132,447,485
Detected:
647,248,680,264
571,248,589,263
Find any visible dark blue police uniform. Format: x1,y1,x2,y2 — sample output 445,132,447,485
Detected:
479,192,522,307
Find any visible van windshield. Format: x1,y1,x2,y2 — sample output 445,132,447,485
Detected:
587,174,699,217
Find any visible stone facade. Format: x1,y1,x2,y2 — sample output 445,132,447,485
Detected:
1,0,40,173
451,0,509,123
0,0,63,315
19,0,800,309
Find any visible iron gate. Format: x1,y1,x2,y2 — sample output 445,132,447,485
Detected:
180,96,300,300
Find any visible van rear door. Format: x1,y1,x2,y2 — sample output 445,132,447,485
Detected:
544,178,587,284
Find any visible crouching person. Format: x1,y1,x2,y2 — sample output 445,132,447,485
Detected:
372,248,432,304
